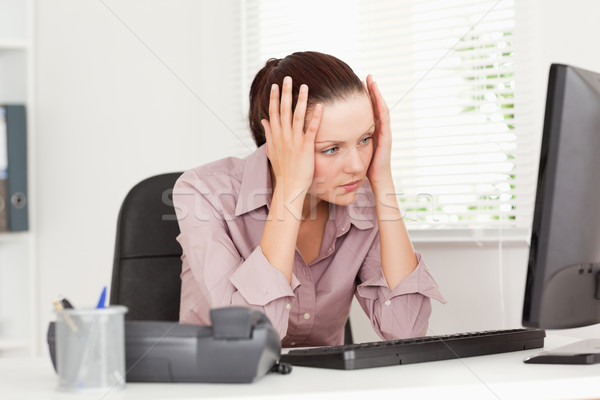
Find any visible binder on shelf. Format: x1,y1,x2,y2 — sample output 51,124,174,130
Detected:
0,108,7,232
0,178,7,232
0,105,28,232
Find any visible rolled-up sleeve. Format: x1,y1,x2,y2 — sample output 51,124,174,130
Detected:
355,235,446,341
174,173,299,339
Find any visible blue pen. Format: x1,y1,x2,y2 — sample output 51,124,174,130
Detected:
96,286,107,309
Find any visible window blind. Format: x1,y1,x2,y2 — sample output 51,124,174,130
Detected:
238,0,535,234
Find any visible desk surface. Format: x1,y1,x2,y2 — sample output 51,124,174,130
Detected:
3,335,600,400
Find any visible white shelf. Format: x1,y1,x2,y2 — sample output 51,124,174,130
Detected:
0,339,28,352
0,231,31,243
0,40,28,50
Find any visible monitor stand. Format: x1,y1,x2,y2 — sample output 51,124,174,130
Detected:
524,339,600,364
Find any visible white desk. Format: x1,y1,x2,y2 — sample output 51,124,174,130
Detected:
3,335,600,400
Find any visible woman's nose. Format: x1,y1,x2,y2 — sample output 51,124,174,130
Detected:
343,146,365,174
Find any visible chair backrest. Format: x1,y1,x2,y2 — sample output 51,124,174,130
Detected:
110,172,183,321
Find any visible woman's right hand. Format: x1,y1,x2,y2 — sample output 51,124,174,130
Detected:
261,76,323,195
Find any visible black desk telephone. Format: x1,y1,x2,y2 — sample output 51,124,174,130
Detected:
47,307,287,383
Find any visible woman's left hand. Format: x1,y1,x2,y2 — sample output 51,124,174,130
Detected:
366,75,393,188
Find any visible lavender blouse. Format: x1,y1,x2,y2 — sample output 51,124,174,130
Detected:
174,145,445,347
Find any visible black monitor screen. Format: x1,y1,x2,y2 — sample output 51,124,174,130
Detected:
522,63,600,329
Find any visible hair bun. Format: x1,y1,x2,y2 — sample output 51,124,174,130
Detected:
265,58,280,68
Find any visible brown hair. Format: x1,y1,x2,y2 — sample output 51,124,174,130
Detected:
248,51,366,147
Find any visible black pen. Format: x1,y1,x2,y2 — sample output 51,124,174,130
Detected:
58,296,75,309
52,298,78,332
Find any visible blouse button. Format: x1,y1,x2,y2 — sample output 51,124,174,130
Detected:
285,303,291,310
384,299,391,306
303,313,311,320
263,288,269,295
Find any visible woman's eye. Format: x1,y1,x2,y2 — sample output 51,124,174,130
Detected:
321,146,338,155
360,136,373,145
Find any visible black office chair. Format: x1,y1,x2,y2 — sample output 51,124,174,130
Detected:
110,172,184,321
109,172,353,343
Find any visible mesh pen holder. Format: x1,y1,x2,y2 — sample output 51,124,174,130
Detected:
54,305,128,392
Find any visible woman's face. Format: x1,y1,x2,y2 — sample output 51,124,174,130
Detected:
307,92,375,206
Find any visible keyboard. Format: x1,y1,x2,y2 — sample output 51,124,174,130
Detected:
279,328,546,370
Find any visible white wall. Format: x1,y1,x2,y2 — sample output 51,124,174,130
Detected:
33,0,600,352
34,0,244,352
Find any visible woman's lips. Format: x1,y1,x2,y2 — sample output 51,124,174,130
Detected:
339,180,361,192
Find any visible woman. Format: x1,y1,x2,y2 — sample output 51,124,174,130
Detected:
174,51,445,347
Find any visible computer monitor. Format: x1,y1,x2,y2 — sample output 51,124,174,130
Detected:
521,63,600,364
